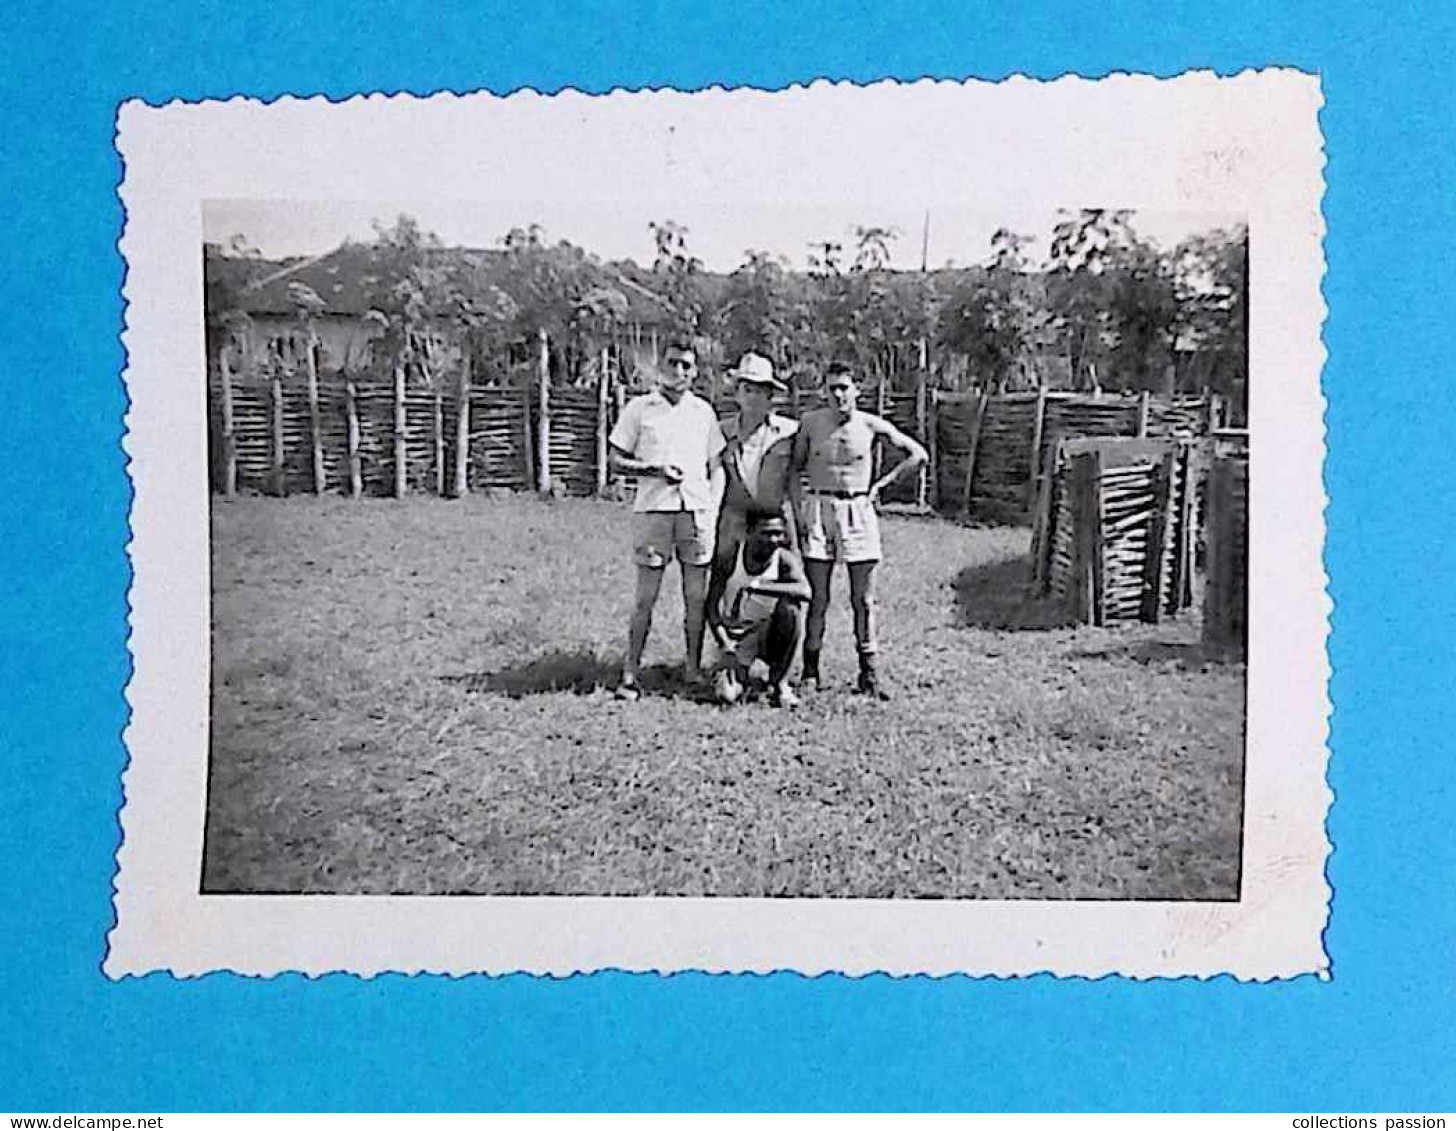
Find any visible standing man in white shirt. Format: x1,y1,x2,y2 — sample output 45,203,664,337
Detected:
608,339,727,701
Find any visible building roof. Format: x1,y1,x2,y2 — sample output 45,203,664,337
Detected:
204,243,676,325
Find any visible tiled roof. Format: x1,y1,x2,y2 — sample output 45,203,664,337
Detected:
204,244,675,324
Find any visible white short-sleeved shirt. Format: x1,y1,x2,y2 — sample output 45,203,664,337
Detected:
609,390,726,513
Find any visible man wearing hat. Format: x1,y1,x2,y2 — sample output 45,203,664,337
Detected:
712,351,801,579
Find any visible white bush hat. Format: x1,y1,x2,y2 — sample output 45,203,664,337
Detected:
727,351,786,392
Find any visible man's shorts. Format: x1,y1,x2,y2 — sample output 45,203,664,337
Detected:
633,509,715,568
797,493,882,564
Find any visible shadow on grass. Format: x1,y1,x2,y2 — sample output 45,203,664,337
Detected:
1066,638,1247,669
441,649,704,699
951,555,1077,631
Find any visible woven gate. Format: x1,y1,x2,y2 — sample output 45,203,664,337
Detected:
1030,437,1201,626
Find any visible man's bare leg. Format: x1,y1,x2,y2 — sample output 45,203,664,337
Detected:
681,562,709,685
765,597,804,707
620,564,666,699
847,560,887,699
803,558,834,689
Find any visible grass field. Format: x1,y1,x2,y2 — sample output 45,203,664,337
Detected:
204,493,1245,899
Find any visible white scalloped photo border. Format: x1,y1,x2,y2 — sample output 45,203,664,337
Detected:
110,71,1329,979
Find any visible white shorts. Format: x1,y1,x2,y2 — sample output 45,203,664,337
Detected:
632,510,715,568
797,494,882,564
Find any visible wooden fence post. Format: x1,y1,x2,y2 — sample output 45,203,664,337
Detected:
1067,453,1093,623
1087,449,1106,626
1173,442,1198,611
453,357,471,498
521,372,536,490
393,365,407,498
1030,437,1061,589
595,346,610,495
269,370,285,497
1204,458,1229,646
1025,385,1049,512
345,379,362,497
306,341,325,494
961,390,990,516
536,328,552,493
914,360,929,509
218,349,237,496
1136,389,1151,438
1141,449,1177,623
928,389,941,511
433,385,445,497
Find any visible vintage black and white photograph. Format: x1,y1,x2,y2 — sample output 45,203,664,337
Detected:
111,74,1327,978
200,200,1250,901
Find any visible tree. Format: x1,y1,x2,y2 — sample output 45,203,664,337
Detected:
936,229,1043,390
493,225,633,384
649,219,706,337
715,249,806,369
357,215,456,386
1172,224,1248,412
1045,209,1178,392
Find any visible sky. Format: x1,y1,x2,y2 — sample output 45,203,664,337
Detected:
204,199,1245,273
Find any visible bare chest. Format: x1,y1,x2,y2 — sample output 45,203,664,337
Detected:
806,418,874,470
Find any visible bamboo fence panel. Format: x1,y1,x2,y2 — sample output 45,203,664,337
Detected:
228,382,273,492
1034,437,1202,626
1147,395,1215,437
314,381,351,493
278,384,322,495
549,387,604,495
401,387,443,494
468,387,532,490
968,395,1039,523
932,391,1217,526
881,388,923,503
351,378,398,496
933,394,980,509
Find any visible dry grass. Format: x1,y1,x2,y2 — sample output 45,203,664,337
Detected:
203,493,1245,899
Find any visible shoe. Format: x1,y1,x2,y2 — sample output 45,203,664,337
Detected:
856,659,891,701
714,669,743,705
769,683,800,709
615,679,641,702
800,650,821,692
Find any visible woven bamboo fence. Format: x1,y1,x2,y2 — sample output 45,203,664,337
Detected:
936,389,1222,526
210,342,1224,521
1202,454,1249,649
209,352,533,498
1030,436,1203,626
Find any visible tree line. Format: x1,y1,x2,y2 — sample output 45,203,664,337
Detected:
209,208,1247,412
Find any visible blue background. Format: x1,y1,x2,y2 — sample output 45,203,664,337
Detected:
2,0,1454,1112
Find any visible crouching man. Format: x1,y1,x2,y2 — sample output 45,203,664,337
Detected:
705,511,811,708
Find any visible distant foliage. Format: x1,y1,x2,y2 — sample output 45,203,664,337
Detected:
207,210,1248,411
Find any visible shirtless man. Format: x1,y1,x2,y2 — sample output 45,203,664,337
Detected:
790,362,929,698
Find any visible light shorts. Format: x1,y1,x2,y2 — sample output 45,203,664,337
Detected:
714,501,795,564
633,509,716,569
798,493,882,564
